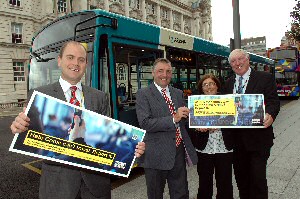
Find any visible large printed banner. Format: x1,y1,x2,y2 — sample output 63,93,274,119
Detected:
9,91,145,177
188,94,265,128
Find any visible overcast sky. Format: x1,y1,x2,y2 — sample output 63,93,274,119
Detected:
211,0,296,49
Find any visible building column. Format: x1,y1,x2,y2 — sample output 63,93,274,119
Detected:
193,11,200,37
156,4,161,26
54,0,58,16
67,0,71,13
180,13,184,33
202,16,208,39
169,9,173,30
141,0,146,22
104,0,109,11
124,0,129,17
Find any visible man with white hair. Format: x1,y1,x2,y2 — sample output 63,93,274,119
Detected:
223,49,280,199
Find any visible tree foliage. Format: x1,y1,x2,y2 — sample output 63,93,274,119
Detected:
289,0,300,41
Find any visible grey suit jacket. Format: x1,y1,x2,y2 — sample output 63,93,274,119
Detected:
28,82,111,198
136,83,198,170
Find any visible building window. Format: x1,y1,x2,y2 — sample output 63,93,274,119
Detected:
146,3,155,15
129,0,140,9
9,0,21,6
13,62,25,82
173,12,179,22
162,8,168,19
58,0,67,13
151,4,155,14
90,5,97,9
11,23,22,43
113,0,122,3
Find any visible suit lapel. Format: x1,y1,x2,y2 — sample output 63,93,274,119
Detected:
169,86,179,109
227,76,235,94
149,83,170,112
52,82,67,101
245,70,257,94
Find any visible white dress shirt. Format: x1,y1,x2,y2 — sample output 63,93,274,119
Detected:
59,77,84,108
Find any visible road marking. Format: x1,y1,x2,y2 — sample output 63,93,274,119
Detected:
22,159,43,175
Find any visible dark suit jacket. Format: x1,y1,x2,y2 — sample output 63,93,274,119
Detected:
223,70,280,151
135,83,198,170
28,82,110,197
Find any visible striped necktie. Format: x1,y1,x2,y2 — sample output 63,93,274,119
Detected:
69,86,81,107
161,88,182,147
237,76,243,94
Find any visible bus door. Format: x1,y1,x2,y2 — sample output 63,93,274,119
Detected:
112,44,162,127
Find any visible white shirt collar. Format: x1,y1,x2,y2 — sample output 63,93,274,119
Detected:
59,77,82,92
235,67,251,80
153,82,169,94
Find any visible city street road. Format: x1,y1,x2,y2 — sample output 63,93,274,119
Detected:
0,116,39,199
0,116,144,199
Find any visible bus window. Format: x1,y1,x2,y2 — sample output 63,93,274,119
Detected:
33,12,96,50
113,44,162,127
167,48,197,97
29,41,94,90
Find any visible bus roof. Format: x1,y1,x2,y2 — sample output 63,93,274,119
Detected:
33,9,274,65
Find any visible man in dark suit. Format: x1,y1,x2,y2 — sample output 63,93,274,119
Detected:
136,58,198,199
223,49,280,199
10,41,145,199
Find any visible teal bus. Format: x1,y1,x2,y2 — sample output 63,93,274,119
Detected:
29,10,274,127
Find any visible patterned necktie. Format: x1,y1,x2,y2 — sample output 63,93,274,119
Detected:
161,88,182,147
237,76,243,94
69,86,81,107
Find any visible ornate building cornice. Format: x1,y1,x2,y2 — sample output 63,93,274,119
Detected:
0,11,56,24
0,42,31,49
163,0,193,11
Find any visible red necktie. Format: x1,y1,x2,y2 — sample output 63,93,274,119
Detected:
161,88,182,147
69,86,81,107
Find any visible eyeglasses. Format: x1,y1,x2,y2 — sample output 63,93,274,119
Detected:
202,82,216,88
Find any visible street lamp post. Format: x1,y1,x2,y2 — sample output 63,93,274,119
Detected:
232,0,241,49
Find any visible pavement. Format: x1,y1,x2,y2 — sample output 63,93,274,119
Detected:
2,101,300,199
112,100,300,199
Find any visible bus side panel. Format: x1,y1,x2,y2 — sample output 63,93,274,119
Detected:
193,38,231,57
95,10,161,45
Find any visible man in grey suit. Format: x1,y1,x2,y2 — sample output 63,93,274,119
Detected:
10,41,145,199
136,58,198,199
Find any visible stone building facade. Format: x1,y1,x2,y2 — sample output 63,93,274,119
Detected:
0,0,213,103
241,36,267,57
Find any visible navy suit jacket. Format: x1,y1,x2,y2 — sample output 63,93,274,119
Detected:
223,70,280,150
135,83,198,170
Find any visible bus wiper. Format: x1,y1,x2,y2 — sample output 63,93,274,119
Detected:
36,57,55,62
31,52,55,62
